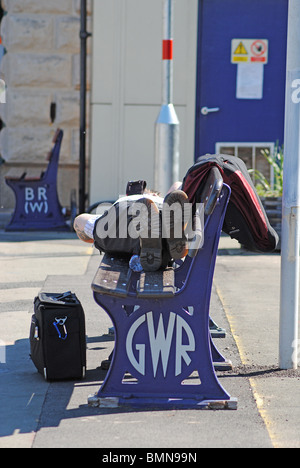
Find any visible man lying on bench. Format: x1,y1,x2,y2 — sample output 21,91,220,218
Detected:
73,180,192,272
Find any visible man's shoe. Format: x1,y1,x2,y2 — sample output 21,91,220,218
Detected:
162,190,189,260
137,197,162,271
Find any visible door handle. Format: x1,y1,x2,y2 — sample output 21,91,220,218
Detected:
201,106,220,116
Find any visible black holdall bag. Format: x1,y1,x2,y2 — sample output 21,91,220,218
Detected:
30,291,86,381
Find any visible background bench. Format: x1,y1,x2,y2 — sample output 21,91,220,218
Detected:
5,129,69,231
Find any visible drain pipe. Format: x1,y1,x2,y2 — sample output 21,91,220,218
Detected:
154,0,180,195
79,0,91,214
279,0,300,369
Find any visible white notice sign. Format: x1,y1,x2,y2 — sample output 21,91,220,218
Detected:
236,62,264,99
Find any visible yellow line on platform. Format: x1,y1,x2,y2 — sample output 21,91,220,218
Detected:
215,285,279,448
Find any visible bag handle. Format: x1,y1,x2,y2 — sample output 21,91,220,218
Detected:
54,291,77,303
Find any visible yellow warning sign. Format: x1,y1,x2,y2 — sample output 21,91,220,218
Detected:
232,56,248,63
234,41,248,55
231,39,269,64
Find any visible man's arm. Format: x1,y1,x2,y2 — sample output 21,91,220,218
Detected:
73,214,95,243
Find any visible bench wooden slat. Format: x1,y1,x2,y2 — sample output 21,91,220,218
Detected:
137,268,175,298
5,168,26,181
92,254,132,297
24,168,44,181
92,254,176,298
5,167,44,181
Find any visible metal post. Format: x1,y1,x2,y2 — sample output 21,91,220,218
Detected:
79,0,91,214
154,0,180,195
279,0,300,369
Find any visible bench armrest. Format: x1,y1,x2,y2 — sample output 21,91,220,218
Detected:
201,167,223,215
187,167,223,257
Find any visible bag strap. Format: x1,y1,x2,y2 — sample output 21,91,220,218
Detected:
53,317,68,340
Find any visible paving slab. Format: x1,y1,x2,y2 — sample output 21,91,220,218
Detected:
0,232,299,448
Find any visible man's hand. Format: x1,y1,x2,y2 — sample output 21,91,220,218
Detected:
73,214,95,243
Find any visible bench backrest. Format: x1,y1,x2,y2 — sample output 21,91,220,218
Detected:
200,167,223,215
188,167,223,257
43,129,64,181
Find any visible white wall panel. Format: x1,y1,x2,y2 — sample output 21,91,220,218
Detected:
90,0,198,204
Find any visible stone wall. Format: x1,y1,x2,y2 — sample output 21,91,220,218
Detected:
0,0,91,212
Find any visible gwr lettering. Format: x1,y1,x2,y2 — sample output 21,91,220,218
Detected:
126,312,195,377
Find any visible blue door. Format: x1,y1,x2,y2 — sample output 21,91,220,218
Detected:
195,0,288,163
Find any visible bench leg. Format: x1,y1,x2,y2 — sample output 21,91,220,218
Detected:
89,294,237,410
210,336,233,371
209,317,226,338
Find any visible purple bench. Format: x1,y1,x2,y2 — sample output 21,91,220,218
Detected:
5,129,69,231
89,168,237,410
